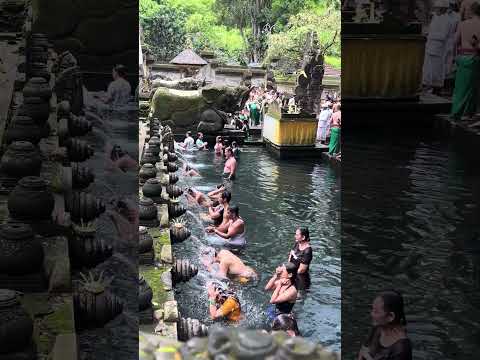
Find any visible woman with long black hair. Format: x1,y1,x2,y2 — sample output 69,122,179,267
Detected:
288,227,313,291
358,290,412,360
265,262,298,319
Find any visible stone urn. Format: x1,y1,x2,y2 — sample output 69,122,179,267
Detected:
147,138,161,156
167,162,178,173
166,184,183,198
0,289,35,354
169,173,179,185
65,192,106,223
141,151,159,166
5,115,43,145
167,152,178,162
8,176,54,221
30,47,48,63
171,259,198,284
1,141,42,181
57,100,71,117
72,163,95,189
66,138,94,162
142,178,162,199
149,136,161,147
139,163,156,185
139,197,159,227
168,198,186,219
177,317,208,342
20,97,50,125
138,275,153,311
233,330,277,359
28,62,50,81
68,116,92,136
0,223,44,275
139,226,153,253
70,224,112,268
170,222,191,244
73,271,123,329
31,34,49,49
23,77,51,100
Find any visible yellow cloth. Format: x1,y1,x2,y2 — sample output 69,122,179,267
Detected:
343,37,425,98
219,297,241,321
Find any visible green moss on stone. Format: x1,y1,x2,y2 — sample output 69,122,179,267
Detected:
151,87,204,122
24,296,75,356
141,265,173,308
149,227,171,261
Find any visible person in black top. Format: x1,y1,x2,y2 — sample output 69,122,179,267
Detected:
265,262,298,317
288,227,313,290
358,290,412,360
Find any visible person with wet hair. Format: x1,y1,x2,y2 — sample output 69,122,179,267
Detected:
180,131,195,150
231,141,241,158
214,136,224,155
358,290,412,360
107,196,138,244
185,187,212,208
205,249,257,283
195,132,208,150
206,204,246,249
288,227,313,274
223,147,237,181
101,64,131,105
288,227,313,291
272,314,301,337
265,262,298,318
207,190,231,229
106,143,137,172
184,163,200,177
207,282,241,322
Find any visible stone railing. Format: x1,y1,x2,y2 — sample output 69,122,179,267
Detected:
140,326,340,360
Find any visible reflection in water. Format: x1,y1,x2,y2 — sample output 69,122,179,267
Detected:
174,148,340,351
342,131,480,360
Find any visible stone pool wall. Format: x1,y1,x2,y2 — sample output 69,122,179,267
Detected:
139,117,180,339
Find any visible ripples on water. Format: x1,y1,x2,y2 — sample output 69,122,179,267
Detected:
174,148,341,352
75,107,139,360
342,130,480,360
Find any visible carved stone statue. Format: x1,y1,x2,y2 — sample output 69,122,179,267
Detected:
151,85,251,134
294,34,325,115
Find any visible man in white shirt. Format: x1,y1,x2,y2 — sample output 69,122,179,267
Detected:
103,64,132,105
422,0,454,94
181,131,195,150
316,101,333,144
445,0,461,93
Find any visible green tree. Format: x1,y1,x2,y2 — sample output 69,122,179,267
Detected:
215,0,274,63
264,4,340,73
140,0,187,61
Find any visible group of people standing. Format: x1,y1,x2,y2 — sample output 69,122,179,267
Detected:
422,0,480,123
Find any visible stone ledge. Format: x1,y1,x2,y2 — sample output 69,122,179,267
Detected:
50,333,78,360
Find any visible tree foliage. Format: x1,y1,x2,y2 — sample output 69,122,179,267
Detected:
139,0,340,69
140,0,187,61
264,4,340,73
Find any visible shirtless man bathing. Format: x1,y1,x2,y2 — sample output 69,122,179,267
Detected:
204,249,257,283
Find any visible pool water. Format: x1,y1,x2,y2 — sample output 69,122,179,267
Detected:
342,128,480,360
173,147,341,352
